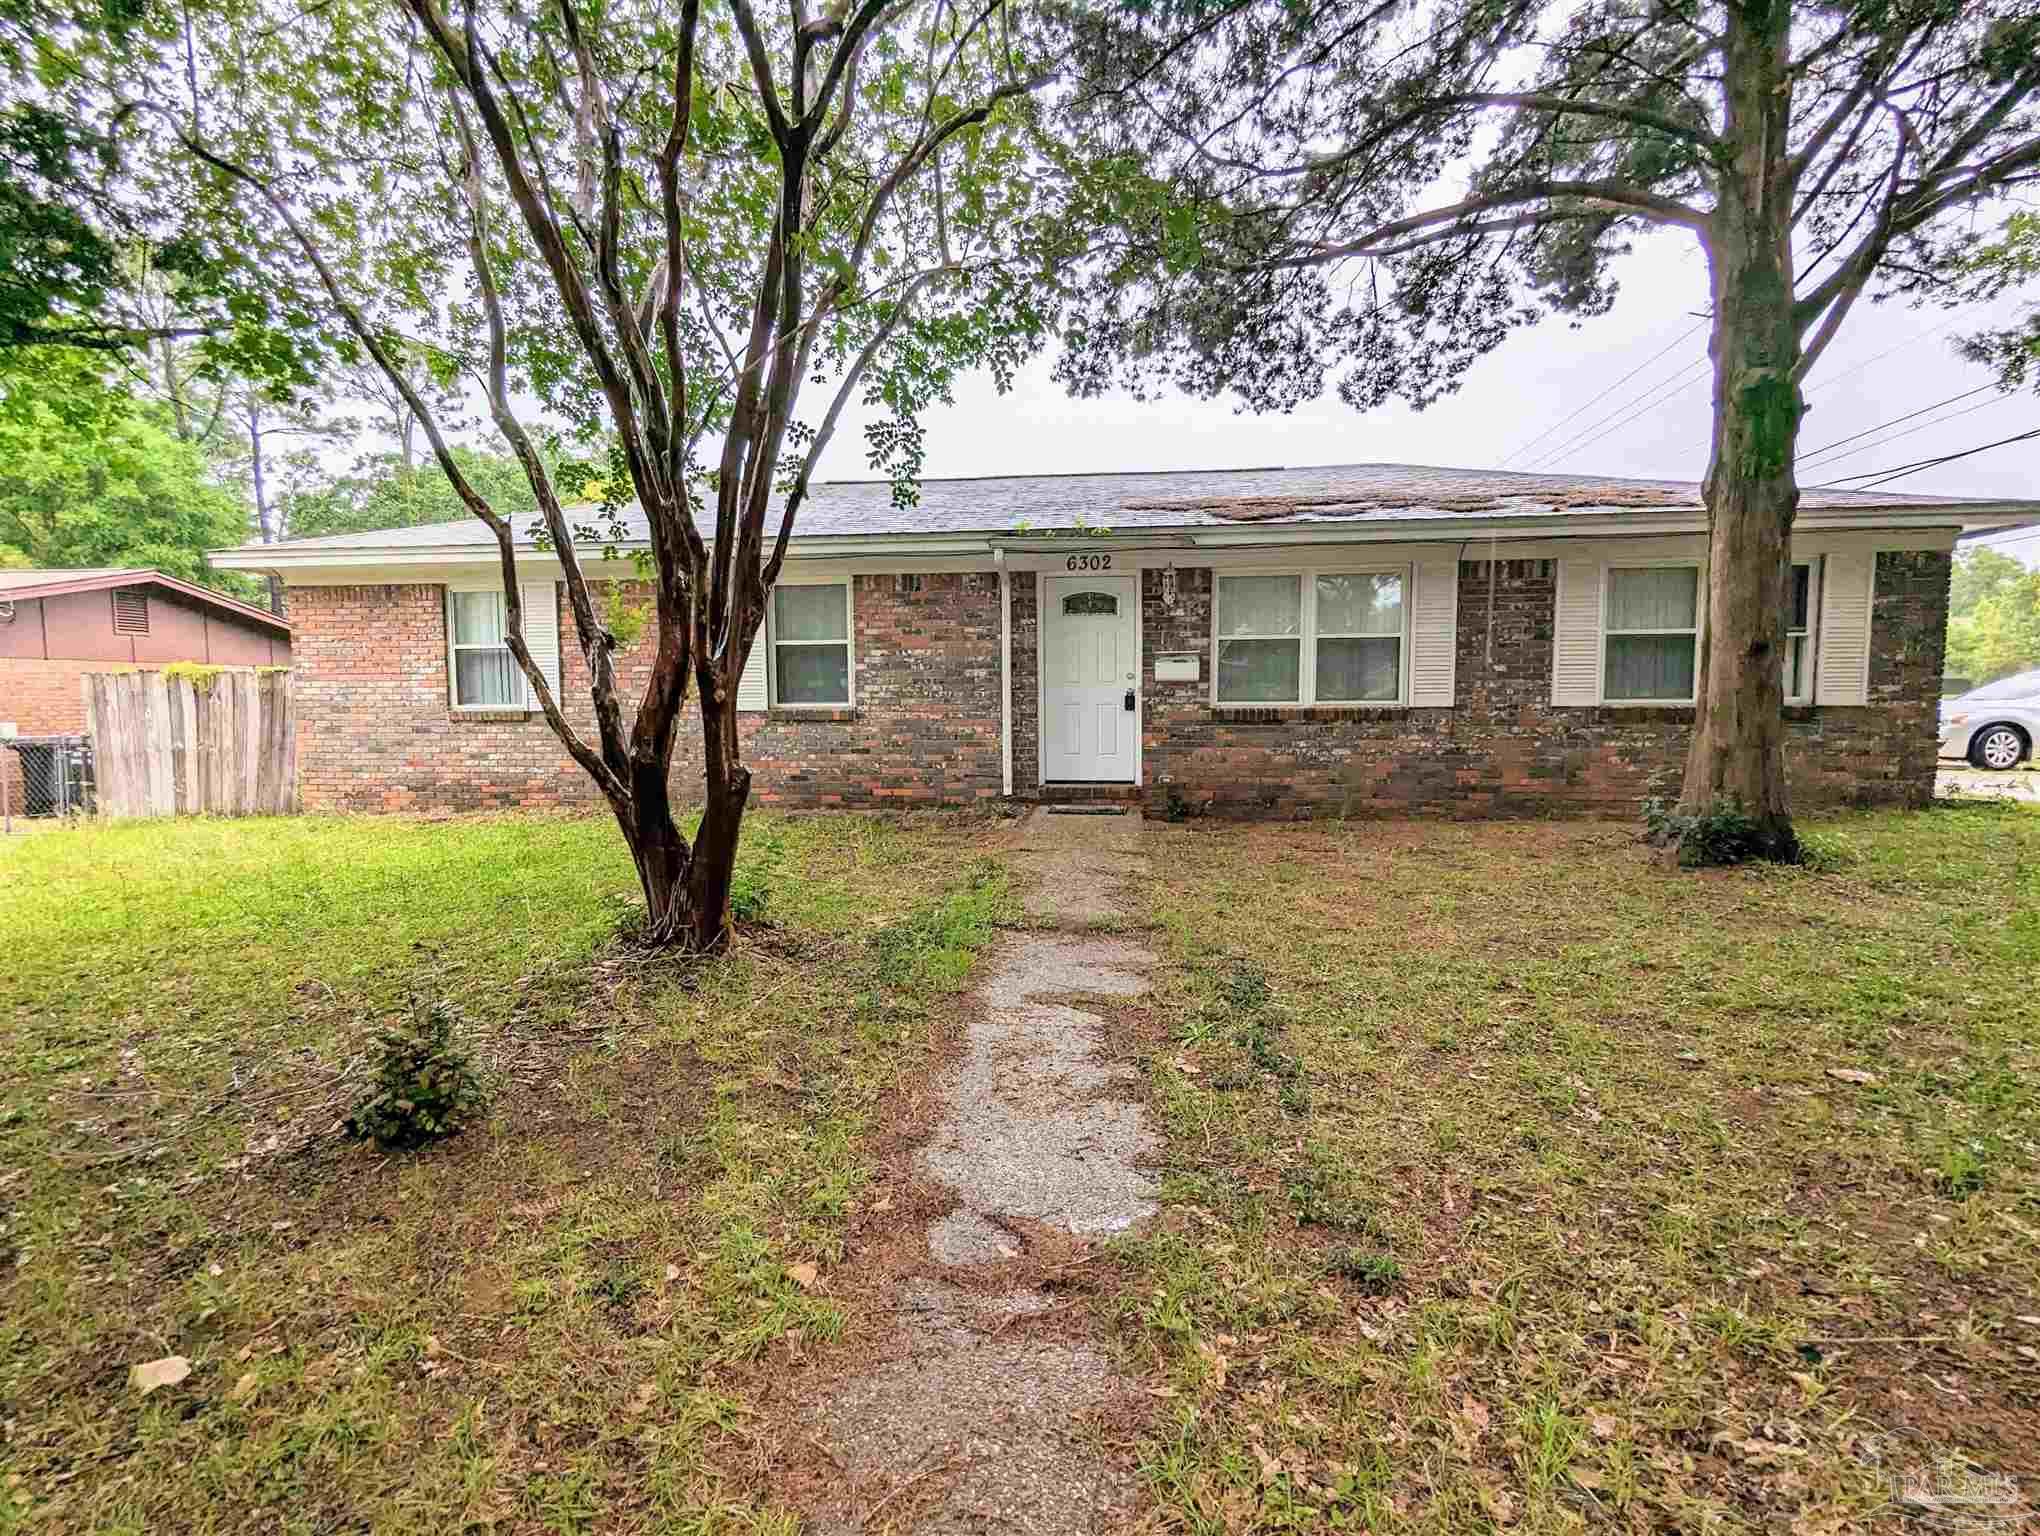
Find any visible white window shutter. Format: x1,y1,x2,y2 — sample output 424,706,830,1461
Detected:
520,581,562,707
736,632,769,711
1815,551,1874,706
1407,557,1458,706
1551,558,1603,705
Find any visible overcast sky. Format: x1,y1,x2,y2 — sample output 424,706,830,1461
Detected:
811,228,2040,562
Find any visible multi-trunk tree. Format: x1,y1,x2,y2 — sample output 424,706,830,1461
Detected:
123,0,1058,948
1062,0,2040,860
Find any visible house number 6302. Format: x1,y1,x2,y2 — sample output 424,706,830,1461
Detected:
1065,553,1112,571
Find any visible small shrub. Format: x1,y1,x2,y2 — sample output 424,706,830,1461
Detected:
728,866,770,923
1933,1140,1992,1197
1642,794,1791,868
344,997,491,1150
1162,784,1193,823
1328,1248,1402,1294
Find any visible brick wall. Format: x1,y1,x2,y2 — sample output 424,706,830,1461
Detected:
1138,552,1950,819
288,572,1005,813
289,550,1948,820
0,657,141,737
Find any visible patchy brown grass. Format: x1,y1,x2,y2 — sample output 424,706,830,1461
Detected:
1112,807,2040,1534
0,810,1013,1535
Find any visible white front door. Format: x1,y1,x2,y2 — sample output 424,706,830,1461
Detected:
1043,575,1138,782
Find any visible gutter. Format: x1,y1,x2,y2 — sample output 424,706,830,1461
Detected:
208,502,2040,572
995,549,1012,798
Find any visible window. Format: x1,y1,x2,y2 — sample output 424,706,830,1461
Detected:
449,589,521,708
771,583,851,706
1782,561,1814,703
1314,573,1402,702
1062,591,1118,616
1603,565,1698,703
112,589,150,635
1214,569,1406,706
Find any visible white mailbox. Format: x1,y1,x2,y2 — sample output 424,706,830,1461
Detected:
1154,653,1201,684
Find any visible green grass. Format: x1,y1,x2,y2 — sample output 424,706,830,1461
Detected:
1116,804,2040,1534
0,810,1010,1534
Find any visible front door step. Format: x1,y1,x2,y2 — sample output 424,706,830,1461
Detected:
1044,805,1130,816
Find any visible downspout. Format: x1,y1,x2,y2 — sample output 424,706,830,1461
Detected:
995,547,1012,798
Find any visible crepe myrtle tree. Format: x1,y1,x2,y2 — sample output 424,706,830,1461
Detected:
146,0,1056,948
1060,0,2040,861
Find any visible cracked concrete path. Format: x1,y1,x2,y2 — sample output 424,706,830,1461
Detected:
799,808,1158,1534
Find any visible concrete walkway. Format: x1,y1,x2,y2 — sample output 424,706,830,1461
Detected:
801,808,1157,1534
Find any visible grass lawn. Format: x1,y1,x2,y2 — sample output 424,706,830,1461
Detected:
0,811,1009,1535
1113,802,2040,1533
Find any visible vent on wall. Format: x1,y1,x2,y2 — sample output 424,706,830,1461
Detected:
112,588,150,635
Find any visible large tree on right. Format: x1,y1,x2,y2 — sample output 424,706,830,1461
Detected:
1061,0,2040,860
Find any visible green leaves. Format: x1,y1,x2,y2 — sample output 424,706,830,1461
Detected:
0,347,253,589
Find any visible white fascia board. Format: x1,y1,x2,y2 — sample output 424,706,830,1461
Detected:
206,502,2035,576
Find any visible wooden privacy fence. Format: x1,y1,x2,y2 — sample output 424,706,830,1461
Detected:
85,669,297,818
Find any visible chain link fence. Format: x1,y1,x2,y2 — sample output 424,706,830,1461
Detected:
3,735,96,827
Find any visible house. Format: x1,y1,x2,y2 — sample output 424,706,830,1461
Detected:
208,463,2040,818
0,567,292,737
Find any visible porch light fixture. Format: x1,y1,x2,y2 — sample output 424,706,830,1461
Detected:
1159,563,1179,616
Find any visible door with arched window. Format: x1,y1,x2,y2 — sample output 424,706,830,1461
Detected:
1042,575,1137,782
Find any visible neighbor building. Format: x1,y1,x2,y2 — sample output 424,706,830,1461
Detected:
208,464,2039,818
0,568,292,737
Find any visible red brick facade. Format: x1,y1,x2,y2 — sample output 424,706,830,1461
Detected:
288,548,1949,819
1137,552,1950,818
287,573,1004,813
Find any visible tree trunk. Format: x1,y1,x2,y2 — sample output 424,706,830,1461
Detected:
616,688,751,953
1679,0,1801,862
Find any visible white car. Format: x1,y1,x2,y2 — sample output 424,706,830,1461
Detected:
1940,669,2040,770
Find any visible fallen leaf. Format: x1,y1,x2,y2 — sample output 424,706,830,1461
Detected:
227,1371,259,1403
870,1195,894,1214
1460,1395,1491,1433
1590,1413,1619,1440
131,1356,190,1396
1825,1068,1878,1086
664,1263,681,1283
786,1261,818,1290
1570,1466,1604,1490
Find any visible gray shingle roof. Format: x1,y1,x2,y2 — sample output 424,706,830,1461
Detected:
238,461,2032,555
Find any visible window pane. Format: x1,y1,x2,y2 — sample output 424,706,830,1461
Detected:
1317,636,1400,701
777,643,849,704
1607,567,1697,631
774,584,847,643
1316,573,1402,635
1217,575,1301,638
1062,591,1118,616
451,589,506,645
1781,634,1809,699
1787,562,1810,632
1217,638,1300,702
1606,634,1695,700
456,647,520,706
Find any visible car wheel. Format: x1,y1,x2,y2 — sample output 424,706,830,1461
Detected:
1969,725,2027,771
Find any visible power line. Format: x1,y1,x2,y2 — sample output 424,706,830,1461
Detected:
1530,361,1710,471
1798,390,2014,471
1499,321,1706,468
1796,383,2002,463
1814,425,2040,490
1803,309,1971,397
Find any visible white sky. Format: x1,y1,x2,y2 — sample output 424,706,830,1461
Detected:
812,229,2040,563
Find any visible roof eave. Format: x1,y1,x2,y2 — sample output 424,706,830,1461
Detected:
208,499,2040,573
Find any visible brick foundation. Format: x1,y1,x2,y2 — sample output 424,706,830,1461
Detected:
287,549,1948,820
